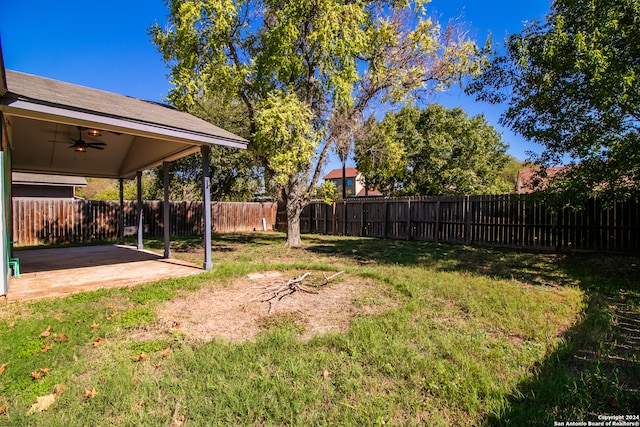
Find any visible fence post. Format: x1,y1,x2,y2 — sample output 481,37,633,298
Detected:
464,196,472,245
435,200,440,243
360,201,365,236
407,198,412,240
343,200,347,236
383,200,389,239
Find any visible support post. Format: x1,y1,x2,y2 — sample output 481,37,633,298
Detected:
201,146,212,270
0,149,8,297
118,178,124,245
163,162,171,259
136,171,143,250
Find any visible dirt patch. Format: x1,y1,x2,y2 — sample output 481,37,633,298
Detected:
154,271,397,343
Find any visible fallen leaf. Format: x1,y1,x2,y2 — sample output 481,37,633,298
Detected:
322,369,330,379
76,320,82,324
54,313,62,321
56,333,68,343
108,303,115,309
40,326,52,337
27,393,56,414
8,321,14,328
41,343,53,353
171,415,186,427
32,367,50,379
172,321,181,329
160,348,171,358
0,403,6,415
53,384,64,396
93,337,103,347
0,362,7,376
135,352,147,362
171,402,186,427
90,322,100,329
84,387,98,399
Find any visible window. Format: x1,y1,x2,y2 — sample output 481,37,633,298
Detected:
346,179,353,187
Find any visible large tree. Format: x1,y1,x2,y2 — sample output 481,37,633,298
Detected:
355,104,513,196
468,0,640,204
151,0,484,246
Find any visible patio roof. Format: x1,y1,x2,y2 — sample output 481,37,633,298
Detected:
0,48,247,296
0,69,248,179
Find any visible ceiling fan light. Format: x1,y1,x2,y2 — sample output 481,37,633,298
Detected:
86,129,102,137
75,145,87,153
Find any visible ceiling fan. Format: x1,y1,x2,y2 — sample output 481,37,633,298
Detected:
69,127,106,152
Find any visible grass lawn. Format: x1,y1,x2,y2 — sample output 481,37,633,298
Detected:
0,233,638,426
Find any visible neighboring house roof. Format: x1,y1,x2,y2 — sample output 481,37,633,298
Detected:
516,167,565,194
324,167,359,180
12,172,87,187
356,187,383,196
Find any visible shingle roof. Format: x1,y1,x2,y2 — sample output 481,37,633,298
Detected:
4,70,246,145
12,172,87,187
324,167,359,179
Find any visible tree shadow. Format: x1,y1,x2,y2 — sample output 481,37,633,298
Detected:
302,235,640,422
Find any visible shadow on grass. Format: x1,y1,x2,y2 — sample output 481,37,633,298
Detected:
303,234,640,423
484,254,640,425
142,233,286,253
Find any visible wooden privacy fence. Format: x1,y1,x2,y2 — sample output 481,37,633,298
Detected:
290,195,640,252
13,199,278,246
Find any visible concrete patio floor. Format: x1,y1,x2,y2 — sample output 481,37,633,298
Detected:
5,245,203,302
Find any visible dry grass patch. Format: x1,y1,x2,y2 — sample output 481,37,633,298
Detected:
155,271,398,342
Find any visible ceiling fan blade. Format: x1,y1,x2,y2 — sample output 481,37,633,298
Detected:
89,142,107,146
88,145,105,150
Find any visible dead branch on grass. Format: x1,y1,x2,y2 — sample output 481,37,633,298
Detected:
248,271,345,313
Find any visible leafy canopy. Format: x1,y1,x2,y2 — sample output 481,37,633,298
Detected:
468,0,640,203
151,0,484,244
355,104,513,196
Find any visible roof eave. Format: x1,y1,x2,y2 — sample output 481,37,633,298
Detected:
0,96,248,150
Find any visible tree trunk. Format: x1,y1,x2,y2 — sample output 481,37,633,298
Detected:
284,177,307,247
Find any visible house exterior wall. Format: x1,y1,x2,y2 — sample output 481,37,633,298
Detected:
12,184,74,198
329,177,357,197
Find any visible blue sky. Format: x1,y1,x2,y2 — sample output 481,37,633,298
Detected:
1,1,551,169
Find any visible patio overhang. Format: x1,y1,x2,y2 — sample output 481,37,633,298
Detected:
0,63,248,298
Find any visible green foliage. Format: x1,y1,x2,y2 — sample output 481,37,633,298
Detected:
151,0,485,245
149,95,268,202
468,0,640,205
253,91,316,187
356,104,513,196
315,180,337,204
77,174,157,201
